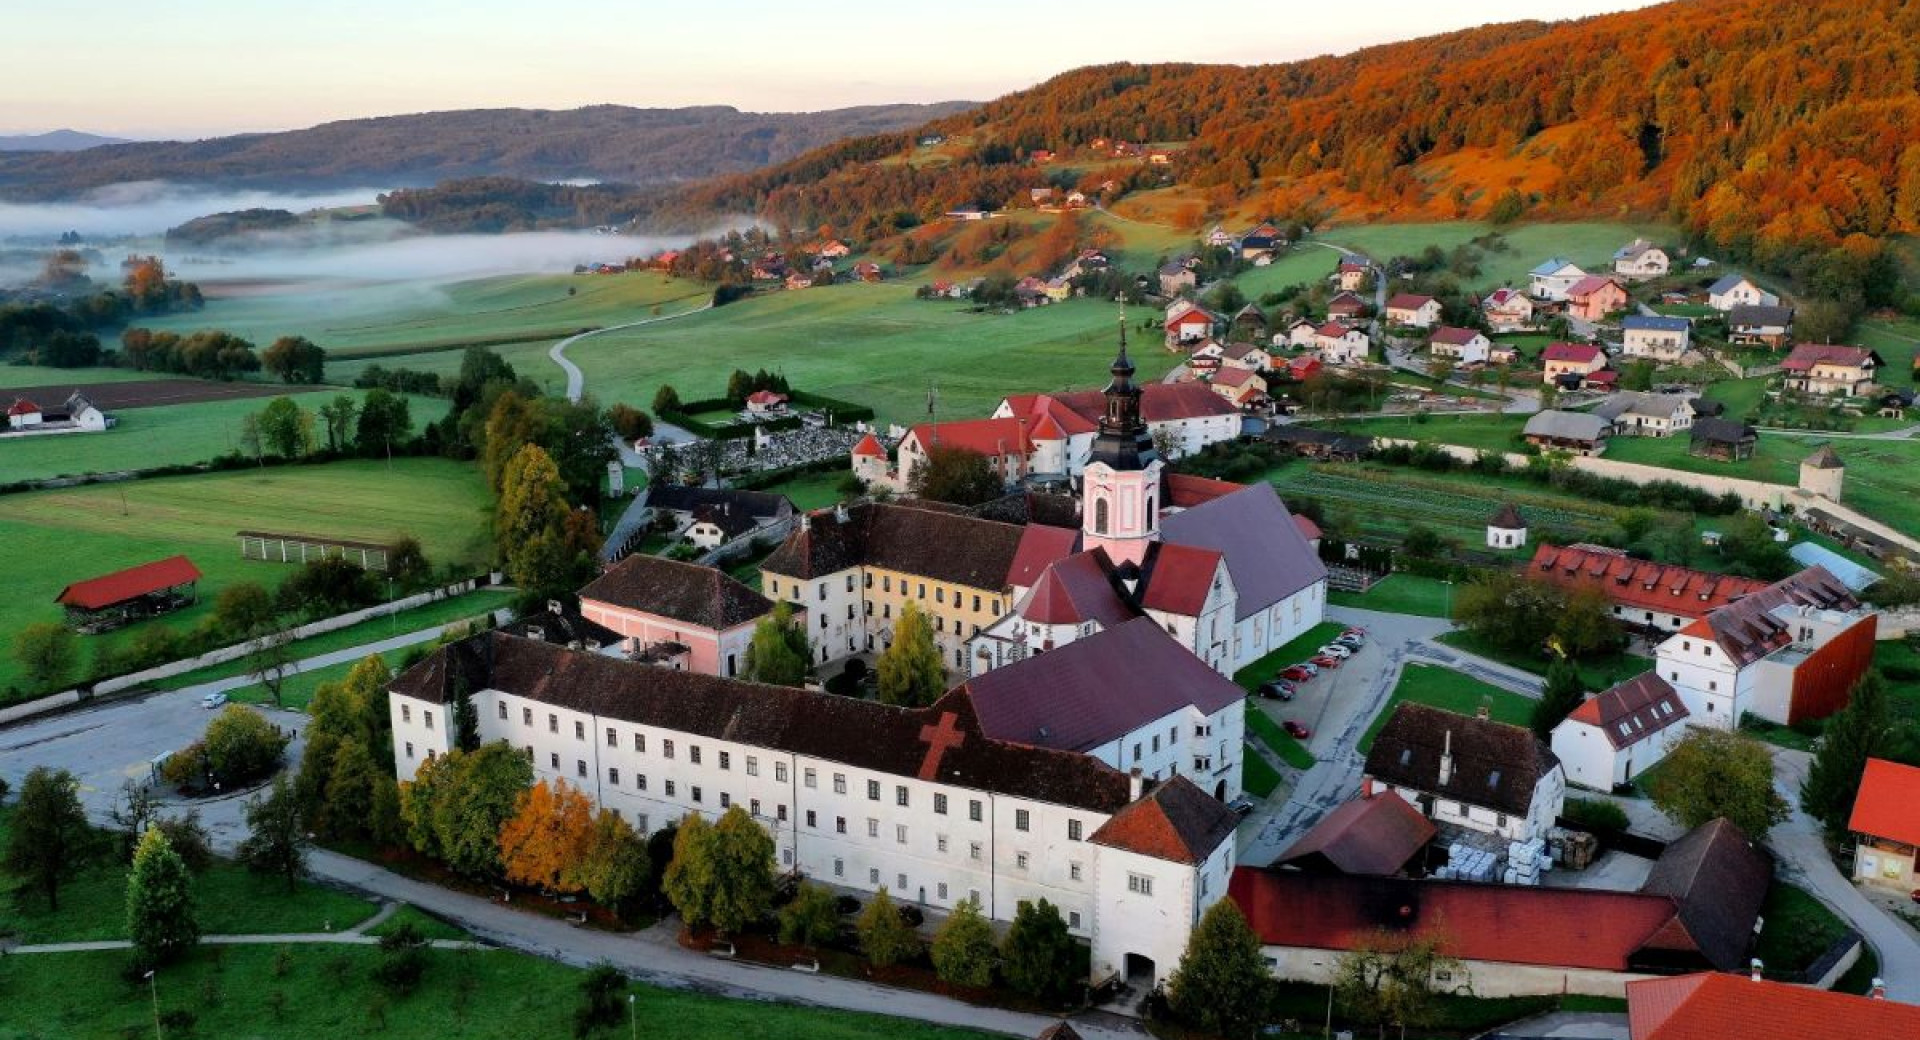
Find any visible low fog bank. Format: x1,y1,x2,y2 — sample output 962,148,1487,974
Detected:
169,229,693,284
0,181,386,238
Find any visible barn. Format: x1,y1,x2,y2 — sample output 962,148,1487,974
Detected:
56,555,202,632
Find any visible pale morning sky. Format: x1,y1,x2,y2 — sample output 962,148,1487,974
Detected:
1,0,1662,138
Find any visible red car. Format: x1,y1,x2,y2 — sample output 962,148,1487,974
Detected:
1283,720,1312,739
1341,626,1367,639
1278,665,1315,682
1309,654,1342,669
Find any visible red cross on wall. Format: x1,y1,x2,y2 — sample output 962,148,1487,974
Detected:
917,712,967,781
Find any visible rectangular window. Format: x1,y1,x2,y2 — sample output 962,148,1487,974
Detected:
969,800,982,822
1128,874,1153,896
869,868,881,884
867,818,879,838
423,710,434,730
550,752,560,769
917,583,927,598
973,594,981,611
633,732,645,753
1070,862,1082,881
806,810,817,828
867,779,880,801
836,817,847,834
405,741,414,758
936,587,945,604
775,762,788,782
896,824,908,844
690,746,702,765
805,768,817,789
544,713,556,734
937,835,949,853
895,785,909,807
574,720,585,740
576,759,587,778
1069,912,1082,930
606,727,617,747
969,841,983,861
777,804,788,822
401,704,411,723
897,873,907,890
750,798,760,816
883,576,891,592
834,858,844,877
637,775,647,791
938,882,949,900
497,702,507,720
665,780,675,797
1068,819,1082,842
847,574,856,592
782,848,793,867
934,793,948,815
718,750,729,771
691,787,703,804
833,774,847,795
745,756,758,776
1015,809,1030,832
1016,852,1029,870
719,792,730,809
664,739,675,759
523,707,533,726
608,768,620,786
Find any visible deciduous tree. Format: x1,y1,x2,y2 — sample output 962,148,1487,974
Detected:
239,775,310,892
1334,931,1463,1040
13,622,77,693
4,766,91,911
257,396,311,458
575,809,651,914
1168,900,1271,1039
202,705,290,785
744,601,810,687
930,896,996,988
127,827,199,966
497,779,596,894
1530,659,1587,740
856,887,920,968
262,336,326,384
907,443,1004,506
1000,898,1077,1000
1651,729,1789,838
778,882,841,947
876,601,945,707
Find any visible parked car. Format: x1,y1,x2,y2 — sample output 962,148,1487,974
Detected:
1309,655,1341,669
1258,680,1296,701
1226,796,1257,817
200,692,228,709
1335,636,1365,650
1292,662,1321,677
1278,665,1315,682
1341,626,1367,639
1282,720,1312,739
1317,644,1354,659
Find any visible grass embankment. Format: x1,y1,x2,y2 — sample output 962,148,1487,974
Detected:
0,459,492,699
1328,574,1457,618
0,390,451,484
1358,665,1534,752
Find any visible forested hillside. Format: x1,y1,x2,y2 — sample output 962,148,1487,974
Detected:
0,102,973,200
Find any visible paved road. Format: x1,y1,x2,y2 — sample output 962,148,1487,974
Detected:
550,303,713,403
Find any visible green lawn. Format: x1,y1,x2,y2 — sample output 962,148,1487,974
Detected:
1359,664,1535,752
1270,461,1643,548
0,807,379,945
1754,882,1852,979
141,272,708,362
0,943,997,1040
1435,630,1653,691
0,364,162,389
1306,221,1672,287
1245,702,1315,768
0,390,451,483
0,459,492,699
1329,574,1458,618
755,469,850,511
1242,743,1284,798
366,904,470,942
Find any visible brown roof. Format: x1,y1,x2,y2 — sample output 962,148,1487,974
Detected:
1565,673,1690,750
1803,444,1844,469
762,502,1027,590
1363,703,1560,817
1489,503,1526,529
1626,972,1920,1040
1694,565,1858,668
1090,775,1238,865
394,632,1134,814
1386,293,1435,310
578,554,775,631
1272,790,1436,876
1638,818,1772,973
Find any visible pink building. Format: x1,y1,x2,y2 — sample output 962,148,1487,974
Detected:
578,554,788,678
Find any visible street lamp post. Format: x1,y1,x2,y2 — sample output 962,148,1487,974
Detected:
628,992,636,1040
1311,959,1333,1039
146,969,162,1040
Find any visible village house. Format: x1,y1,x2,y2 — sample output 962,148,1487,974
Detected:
1276,318,1319,349
1621,315,1692,362
1480,287,1535,333
816,239,851,258
1158,262,1197,297
1781,343,1882,397
1565,275,1630,322
1625,971,1920,1039
1236,224,1281,260
1282,355,1321,384
1363,702,1566,844
1486,503,1527,550
1551,673,1691,790
1529,543,1774,632
784,272,815,291
1523,410,1609,455
991,380,1241,472
387,631,1238,991
744,390,789,416
1612,239,1671,280
4,391,112,435
1185,340,1224,372
1325,290,1368,324
1707,274,1777,312
891,418,1032,489
1220,342,1271,372
1314,322,1370,365
1487,341,1519,366
1540,343,1607,386
1528,258,1587,302
1229,303,1267,340
1383,293,1442,329
1163,300,1216,345
646,486,795,548
1428,326,1492,365
1688,418,1758,461
1594,392,1694,438
1336,261,1368,292
1727,304,1795,347
1207,366,1267,410
577,554,785,677
1849,757,1920,891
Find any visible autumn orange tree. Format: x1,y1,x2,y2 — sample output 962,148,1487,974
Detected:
497,779,596,894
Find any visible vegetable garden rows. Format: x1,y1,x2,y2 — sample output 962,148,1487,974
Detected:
1271,466,1641,543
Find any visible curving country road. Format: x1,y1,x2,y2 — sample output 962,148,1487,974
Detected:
548,302,713,403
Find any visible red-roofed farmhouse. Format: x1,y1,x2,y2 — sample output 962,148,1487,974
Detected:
55,555,202,632
1850,757,1920,890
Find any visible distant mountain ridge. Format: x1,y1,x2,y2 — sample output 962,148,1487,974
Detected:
0,129,131,153
0,103,974,200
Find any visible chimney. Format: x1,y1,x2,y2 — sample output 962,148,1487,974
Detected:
1750,958,1764,982
1870,978,1887,1000
1129,767,1144,801
1361,778,1375,799
1439,731,1454,786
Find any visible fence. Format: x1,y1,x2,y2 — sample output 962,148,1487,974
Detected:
0,577,490,727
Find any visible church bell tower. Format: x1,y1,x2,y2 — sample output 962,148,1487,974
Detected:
1082,307,1162,566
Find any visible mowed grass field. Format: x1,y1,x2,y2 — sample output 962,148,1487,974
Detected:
140,271,709,361
0,459,491,697
0,390,450,483
0,364,160,389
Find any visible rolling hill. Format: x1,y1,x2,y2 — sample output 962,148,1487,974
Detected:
0,102,974,200
0,130,130,153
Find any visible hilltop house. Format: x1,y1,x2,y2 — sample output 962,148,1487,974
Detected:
1523,410,1609,455
1551,673,1691,790
1612,240,1670,280
1384,293,1442,329
1566,275,1630,322
1727,305,1795,347
1708,274,1776,312
1850,757,1920,891
1540,343,1607,385
1594,392,1694,438
1481,288,1535,333
1781,344,1882,397
1621,316,1692,362
1363,702,1566,844
1428,326,1492,365
1315,322,1370,365
578,554,786,677
1529,259,1587,302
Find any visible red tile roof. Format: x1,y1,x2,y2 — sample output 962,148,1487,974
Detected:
1091,774,1239,865
1543,343,1603,363
1212,367,1259,388
1695,565,1859,667
1781,343,1880,372
1327,294,1367,315
1315,321,1350,338
745,390,787,405
1293,514,1322,540
1430,326,1484,346
851,432,886,458
1386,293,1435,310
1567,274,1624,300
907,417,1029,459
1849,757,1920,846
1529,543,1771,622
1584,369,1620,385
1565,673,1690,750
1626,972,1920,1040
1230,869,1683,970
1137,542,1223,616
8,397,41,416
1163,472,1242,509
1006,524,1081,588
1018,550,1137,627
1483,288,1526,308
55,555,202,610
1272,790,1435,876
1029,413,1067,441
1038,382,1240,425
1166,305,1217,329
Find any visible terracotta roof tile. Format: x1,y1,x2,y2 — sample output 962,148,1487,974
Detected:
1137,542,1224,616
1542,343,1604,363
55,555,202,610
1090,775,1238,865
1018,550,1137,628
1006,524,1081,588
1529,543,1771,622
1565,673,1689,750
852,432,886,457
1162,483,1327,621
1849,757,1920,846
1626,972,1920,1040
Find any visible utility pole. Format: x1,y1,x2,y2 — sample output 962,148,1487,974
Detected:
146,969,162,1040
